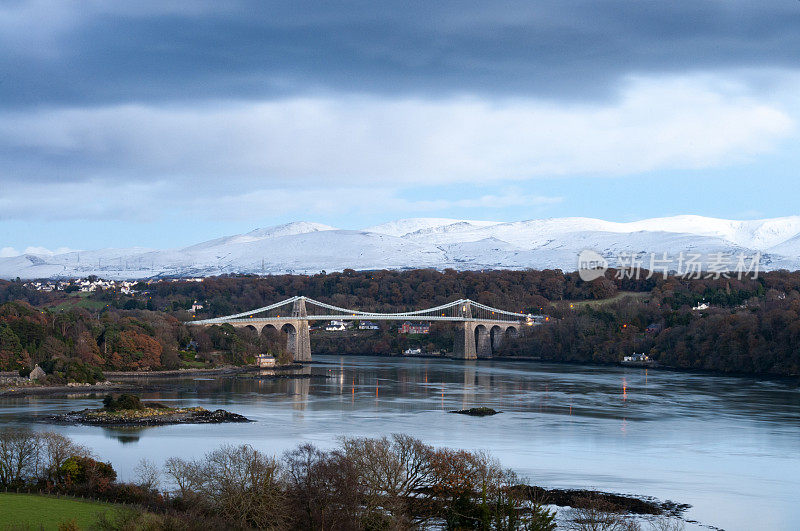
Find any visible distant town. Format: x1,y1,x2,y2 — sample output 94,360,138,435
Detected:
23,276,205,294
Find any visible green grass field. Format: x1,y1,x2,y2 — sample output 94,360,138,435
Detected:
557,290,648,309
0,493,120,530
48,294,109,312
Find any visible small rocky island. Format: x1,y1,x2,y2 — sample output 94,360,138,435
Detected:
50,394,251,427
450,407,500,416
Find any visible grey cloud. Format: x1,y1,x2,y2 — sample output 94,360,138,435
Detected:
2,1,800,108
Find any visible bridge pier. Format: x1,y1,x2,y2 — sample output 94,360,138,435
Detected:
453,322,477,360
289,298,312,362
289,320,311,362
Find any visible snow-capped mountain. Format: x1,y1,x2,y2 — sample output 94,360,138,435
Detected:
2,216,799,280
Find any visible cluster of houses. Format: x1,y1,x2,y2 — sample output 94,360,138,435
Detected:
320,320,431,334
24,280,71,292
24,276,208,295
24,278,139,294
322,320,382,331
399,322,430,334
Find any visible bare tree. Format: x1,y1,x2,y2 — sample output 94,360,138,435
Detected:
201,444,287,530
38,432,92,485
284,443,366,530
564,496,642,531
339,433,436,519
133,458,161,492
0,427,42,487
163,456,203,501
648,517,686,531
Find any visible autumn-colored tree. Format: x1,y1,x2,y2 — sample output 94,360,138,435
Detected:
113,330,162,370
75,330,103,366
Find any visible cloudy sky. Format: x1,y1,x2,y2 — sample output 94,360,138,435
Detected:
1,1,799,253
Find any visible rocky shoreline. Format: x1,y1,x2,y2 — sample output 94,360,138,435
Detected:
48,406,252,427
0,365,316,397
513,485,690,517
0,381,137,397
103,365,256,378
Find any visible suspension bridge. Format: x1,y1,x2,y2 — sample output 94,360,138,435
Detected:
186,296,548,361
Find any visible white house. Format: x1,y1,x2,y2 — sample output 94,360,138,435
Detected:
358,321,380,330
256,354,276,368
623,353,650,362
29,365,46,380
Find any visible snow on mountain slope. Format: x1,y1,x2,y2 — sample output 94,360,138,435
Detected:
618,215,800,249
1,216,799,279
0,248,154,280
364,218,501,237
183,222,337,250
768,233,800,257
152,230,444,275
398,215,800,250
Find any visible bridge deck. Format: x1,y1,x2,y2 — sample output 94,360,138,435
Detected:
204,315,535,325
185,296,547,327
184,297,548,360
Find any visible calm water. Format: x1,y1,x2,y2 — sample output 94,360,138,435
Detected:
2,355,799,530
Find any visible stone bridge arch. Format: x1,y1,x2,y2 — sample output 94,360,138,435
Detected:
474,325,492,358
490,325,504,352
216,315,526,363
260,323,279,335
230,320,310,362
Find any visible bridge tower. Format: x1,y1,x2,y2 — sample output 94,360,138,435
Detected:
289,297,312,362
453,300,477,360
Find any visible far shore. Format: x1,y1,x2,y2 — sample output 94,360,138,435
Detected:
104,365,255,378
0,364,308,398
318,352,800,381
4,354,796,400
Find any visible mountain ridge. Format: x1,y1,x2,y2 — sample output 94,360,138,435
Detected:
2,215,798,279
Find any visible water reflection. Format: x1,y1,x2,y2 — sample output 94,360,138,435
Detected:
1,356,799,530
103,429,143,444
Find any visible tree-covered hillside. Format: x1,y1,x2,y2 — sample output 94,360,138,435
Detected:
2,268,800,377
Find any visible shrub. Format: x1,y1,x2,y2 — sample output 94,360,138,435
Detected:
102,394,144,411
57,519,79,531
40,358,104,384
60,456,117,488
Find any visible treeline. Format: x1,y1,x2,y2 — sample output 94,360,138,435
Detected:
505,279,800,376
117,269,800,318
1,428,562,530
0,301,287,375
71,269,615,317
0,301,183,375
6,269,800,318
3,268,800,376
